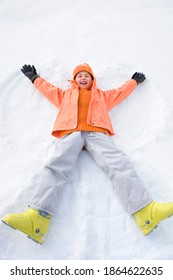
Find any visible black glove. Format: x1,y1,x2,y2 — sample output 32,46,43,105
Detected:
21,64,39,83
131,72,146,83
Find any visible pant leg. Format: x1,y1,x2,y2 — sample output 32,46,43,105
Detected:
85,132,152,214
30,132,84,215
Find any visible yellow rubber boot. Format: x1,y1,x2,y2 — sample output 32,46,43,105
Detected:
133,201,173,235
1,208,51,244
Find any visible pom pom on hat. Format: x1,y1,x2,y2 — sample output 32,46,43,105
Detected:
73,63,94,79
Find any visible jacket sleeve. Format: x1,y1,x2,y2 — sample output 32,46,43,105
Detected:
34,77,65,108
103,79,138,110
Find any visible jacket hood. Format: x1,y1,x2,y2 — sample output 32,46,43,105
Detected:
73,63,94,79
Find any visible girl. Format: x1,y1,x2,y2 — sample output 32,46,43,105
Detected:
2,63,173,244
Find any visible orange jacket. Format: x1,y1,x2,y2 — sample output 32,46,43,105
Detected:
34,77,137,138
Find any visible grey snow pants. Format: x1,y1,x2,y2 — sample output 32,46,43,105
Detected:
31,132,152,215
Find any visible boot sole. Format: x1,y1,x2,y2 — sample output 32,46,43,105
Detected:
1,219,43,244
145,225,158,235
1,219,17,230
27,235,43,244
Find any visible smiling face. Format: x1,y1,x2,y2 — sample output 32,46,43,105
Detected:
75,71,93,89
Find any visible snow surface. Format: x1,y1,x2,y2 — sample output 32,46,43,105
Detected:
0,0,173,260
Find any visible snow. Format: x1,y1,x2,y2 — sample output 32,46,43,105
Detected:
0,0,173,260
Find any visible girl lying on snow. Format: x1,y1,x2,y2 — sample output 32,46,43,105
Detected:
2,63,173,244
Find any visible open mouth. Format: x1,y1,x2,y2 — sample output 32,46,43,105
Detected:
80,81,87,85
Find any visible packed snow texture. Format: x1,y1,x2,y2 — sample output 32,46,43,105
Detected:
0,0,173,260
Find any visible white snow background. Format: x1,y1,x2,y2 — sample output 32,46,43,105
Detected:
0,0,173,260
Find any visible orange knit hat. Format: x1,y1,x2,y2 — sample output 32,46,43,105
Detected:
73,63,94,79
